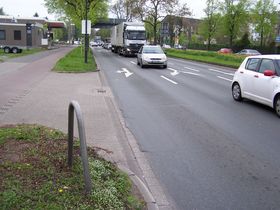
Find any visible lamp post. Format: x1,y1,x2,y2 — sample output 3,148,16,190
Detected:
84,0,89,63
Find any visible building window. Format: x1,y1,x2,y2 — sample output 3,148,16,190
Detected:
14,30,21,40
0,30,5,40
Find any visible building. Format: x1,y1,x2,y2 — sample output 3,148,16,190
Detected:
0,15,65,52
160,15,201,47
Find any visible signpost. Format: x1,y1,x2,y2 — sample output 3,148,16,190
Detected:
82,0,90,63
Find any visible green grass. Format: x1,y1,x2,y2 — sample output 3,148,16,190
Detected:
0,124,145,210
53,46,96,73
0,48,45,62
165,48,246,68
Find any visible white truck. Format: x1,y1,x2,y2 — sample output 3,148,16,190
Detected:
111,22,146,56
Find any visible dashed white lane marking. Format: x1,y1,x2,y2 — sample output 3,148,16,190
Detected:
209,68,234,76
160,75,178,84
184,67,200,72
181,71,202,76
130,61,136,65
217,76,232,82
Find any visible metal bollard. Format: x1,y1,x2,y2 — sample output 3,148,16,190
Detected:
68,100,92,193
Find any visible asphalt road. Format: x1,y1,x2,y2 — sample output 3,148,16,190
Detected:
93,47,280,210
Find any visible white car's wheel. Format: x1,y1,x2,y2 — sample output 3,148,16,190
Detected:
232,82,242,101
140,59,145,68
275,95,280,118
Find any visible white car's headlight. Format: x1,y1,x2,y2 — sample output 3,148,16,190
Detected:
161,55,167,61
142,55,150,61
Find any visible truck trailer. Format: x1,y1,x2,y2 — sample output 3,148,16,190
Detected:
111,22,146,56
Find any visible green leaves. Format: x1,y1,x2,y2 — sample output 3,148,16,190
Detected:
44,0,108,27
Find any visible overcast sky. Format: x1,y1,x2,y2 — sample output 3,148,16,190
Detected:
1,0,280,20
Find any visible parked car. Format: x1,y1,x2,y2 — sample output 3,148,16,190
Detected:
218,48,233,54
162,44,171,49
137,45,167,69
90,41,98,47
236,49,261,56
232,54,280,117
174,44,183,49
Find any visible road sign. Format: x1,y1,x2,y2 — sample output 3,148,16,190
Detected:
275,36,280,43
81,20,91,34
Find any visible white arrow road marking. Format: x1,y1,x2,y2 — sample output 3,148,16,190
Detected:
130,61,136,65
168,67,180,76
160,75,178,84
117,68,133,78
209,68,234,76
217,76,232,82
184,67,200,72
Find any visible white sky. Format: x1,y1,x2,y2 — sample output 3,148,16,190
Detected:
1,0,280,20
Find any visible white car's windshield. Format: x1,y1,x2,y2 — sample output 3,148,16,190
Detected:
143,47,164,54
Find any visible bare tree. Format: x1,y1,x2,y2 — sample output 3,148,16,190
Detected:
110,0,137,21
132,0,190,44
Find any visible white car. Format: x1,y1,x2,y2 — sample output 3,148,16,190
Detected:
137,45,167,69
236,49,261,56
232,55,280,117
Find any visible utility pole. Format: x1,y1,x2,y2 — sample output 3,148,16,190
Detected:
84,0,89,63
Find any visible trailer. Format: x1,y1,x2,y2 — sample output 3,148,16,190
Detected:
0,22,44,53
111,22,146,56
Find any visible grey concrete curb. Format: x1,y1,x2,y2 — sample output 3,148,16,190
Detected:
118,165,159,210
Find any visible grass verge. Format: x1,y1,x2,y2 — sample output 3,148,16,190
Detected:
53,46,96,73
165,48,245,68
0,124,145,210
0,48,45,62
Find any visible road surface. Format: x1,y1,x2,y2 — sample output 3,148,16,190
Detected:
93,47,280,210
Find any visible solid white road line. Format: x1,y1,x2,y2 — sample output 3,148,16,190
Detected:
160,75,178,84
184,67,200,72
130,61,136,65
209,68,234,76
217,76,232,82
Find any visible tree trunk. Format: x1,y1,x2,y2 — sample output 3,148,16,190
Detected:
153,24,157,44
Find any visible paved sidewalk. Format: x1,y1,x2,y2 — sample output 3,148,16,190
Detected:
0,48,172,209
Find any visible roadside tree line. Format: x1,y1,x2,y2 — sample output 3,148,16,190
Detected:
199,0,278,52
43,0,279,53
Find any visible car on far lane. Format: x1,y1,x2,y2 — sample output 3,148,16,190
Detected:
218,48,233,54
137,45,167,69
236,49,261,56
232,54,280,117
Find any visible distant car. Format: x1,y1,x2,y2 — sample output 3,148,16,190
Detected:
174,44,183,49
218,48,233,54
137,45,167,69
236,49,261,56
90,41,98,47
232,54,280,117
162,44,171,49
